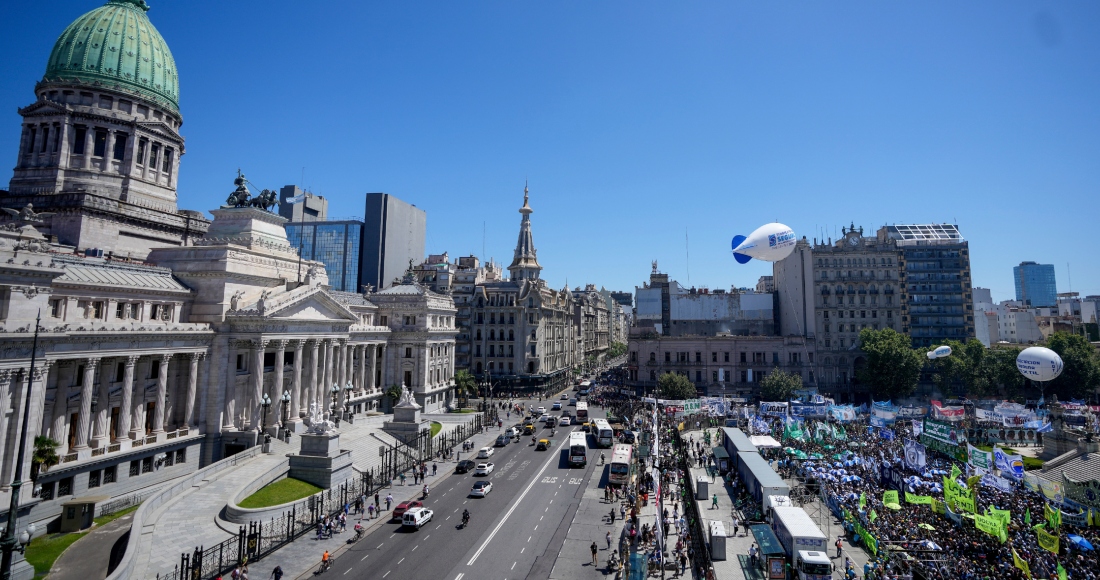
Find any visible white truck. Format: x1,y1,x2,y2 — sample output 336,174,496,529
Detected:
770,506,831,580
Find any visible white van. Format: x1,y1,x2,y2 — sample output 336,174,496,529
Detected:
402,507,433,530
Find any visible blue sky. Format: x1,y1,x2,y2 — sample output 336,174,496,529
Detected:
4,1,1099,301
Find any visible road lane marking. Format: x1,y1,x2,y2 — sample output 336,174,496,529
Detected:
521,547,525,553
455,574,464,580
466,436,568,566
436,524,441,529
383,572,390,578
540,516,543,521
361,554,369,561
344,569,351,575
376,544,384,549
398,558,405,565
412,545,418,551
454,508,460,513
534,525,538,531
512,562,517,570
424,535,430,540
528,536,532,542
390,533,396,538
446,516,451,520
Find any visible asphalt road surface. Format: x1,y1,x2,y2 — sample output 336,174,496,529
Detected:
330,397,599,580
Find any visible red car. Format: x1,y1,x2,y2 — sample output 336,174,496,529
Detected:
392,500,423,519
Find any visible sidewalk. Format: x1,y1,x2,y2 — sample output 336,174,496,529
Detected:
684,428,873,580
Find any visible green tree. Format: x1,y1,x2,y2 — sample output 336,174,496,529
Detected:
986,346,1026,400
453,369,477,409
657,372,697,400
856,328,924,400
928,339,968,396
1045,332,1100,400
608,342,628,359
31,436,60,483
760,368,802,402
384,384,404,406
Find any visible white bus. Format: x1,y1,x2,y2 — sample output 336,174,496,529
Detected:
608,443,634,486
575,401,589,420
568,431,588,467
593,418,614,448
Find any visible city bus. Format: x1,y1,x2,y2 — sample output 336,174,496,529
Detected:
608,443,634,486
593,418,614,448
576,401,588,420
568,431,588,467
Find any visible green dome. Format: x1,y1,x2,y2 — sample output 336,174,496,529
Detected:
42,0,180,115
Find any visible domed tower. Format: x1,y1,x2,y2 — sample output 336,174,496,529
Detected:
3,0,207,258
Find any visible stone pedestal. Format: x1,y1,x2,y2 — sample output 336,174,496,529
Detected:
287,432,353,489
383,388,429,444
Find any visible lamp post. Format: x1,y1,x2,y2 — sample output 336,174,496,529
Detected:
1,311,42,580
280,390,291,439
260,393,272,453
329,384,340,426
344,381,353,420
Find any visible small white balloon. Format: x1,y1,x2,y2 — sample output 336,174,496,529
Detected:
1016,347,1064,382
927,345,952,360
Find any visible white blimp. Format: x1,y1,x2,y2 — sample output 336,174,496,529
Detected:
926,345,952,360
1016,346,1064,382
732,223,797,264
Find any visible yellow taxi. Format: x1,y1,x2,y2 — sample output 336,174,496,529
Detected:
536,439,550,451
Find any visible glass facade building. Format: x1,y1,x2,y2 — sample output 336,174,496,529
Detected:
285,220,364,292
1013,261,1057,307
885,224,975,348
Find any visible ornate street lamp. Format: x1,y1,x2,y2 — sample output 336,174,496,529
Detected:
260,393,272,452
1,312,41,580
329,384,340,424
344,381,354,417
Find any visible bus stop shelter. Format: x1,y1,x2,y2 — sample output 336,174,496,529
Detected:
751,524,787,579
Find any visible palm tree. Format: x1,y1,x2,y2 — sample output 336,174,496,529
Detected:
453,369,477,409
31,436,60,483
384,384,404,409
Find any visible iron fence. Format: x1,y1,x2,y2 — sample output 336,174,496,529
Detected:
158,414,485,580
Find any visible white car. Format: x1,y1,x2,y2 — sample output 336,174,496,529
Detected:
552,402,562,410
538,414,550,423
559,416,571,426
537,406,546,414
470,481,493,497
477,447,494,459
402,507,433,530
474,462,495,476
561,393,569,400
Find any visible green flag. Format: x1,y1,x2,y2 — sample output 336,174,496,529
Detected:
859,492,866,511
1057,562,1067,580
1036,526,1060,554
1046,503,1062,529
906,492,932,505
1024,508,1031,525
869,509,877,523
883,490,899,505
1013,548,1032,579
950,463,962,480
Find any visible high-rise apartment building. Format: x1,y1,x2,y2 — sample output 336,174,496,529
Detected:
887,224,974,347
1014,261,1057,307
361,193,426,290
285,220,363,292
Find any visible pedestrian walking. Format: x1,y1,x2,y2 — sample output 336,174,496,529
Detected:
609,508,615,523
432,463,437,476
732,516,739,536
591,542,599,566
399,473,406,485
269,565,283,580
374,493,380,509
385,494,393,510
606,530,612,550
367,504,375,519
620,503,626,520
835,538,843,559
711,493,718,509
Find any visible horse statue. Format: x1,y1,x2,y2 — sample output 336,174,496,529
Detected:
225,169,252,208
250,189,278,212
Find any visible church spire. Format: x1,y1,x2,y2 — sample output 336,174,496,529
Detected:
508,182,541,282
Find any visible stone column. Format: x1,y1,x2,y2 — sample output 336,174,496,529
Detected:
184,353,200,428
50,381,69,453
249,340,267,431
92,358,113,447
118,356,138,439
224,340,239,430
308,340,319,413
369,344,378,391
72,358,100,450
0,370,12,486
322,340,334,412
273,340,286,416
345,342,353,389
335,340,346,391
19,361,54,501
358,345,368,395
152,353,170,434
291,340,303,421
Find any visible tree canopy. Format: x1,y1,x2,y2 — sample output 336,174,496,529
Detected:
1045,332,1100,400
657,372,697,400
857,328,924,400
760,368,802,402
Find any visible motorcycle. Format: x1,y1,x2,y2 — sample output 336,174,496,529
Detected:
461,513,470,528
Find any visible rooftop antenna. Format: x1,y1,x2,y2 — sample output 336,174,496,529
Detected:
685,228,690,283
1067,262,1072,292
482,221,486,259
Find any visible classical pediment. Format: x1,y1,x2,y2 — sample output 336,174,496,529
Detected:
18,101,69,117
230,285,358,323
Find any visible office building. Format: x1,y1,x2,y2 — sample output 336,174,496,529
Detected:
887,224,974,347
1014,261,1058,307
285,220,364,292
361,193,426,290
635,263,775,338
278,185,328,222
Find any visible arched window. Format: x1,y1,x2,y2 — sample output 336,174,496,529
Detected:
489,329,496,340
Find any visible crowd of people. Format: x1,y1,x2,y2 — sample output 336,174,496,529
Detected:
757,415,1100,580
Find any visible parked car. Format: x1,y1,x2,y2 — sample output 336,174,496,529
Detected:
470,481,493,497
456,459,477,473
474,462,495,475
393,500,424,519
402,507,433,530
477,447,494,459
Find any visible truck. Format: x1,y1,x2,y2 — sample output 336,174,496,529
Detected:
770,506,830,580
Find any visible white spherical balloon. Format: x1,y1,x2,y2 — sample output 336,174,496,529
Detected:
1016,347,1064,382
